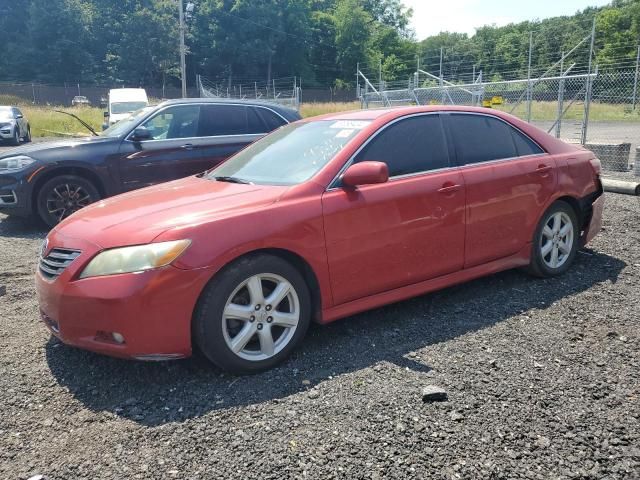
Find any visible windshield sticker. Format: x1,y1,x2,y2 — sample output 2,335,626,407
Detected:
330,120,369,130
335,129,355,138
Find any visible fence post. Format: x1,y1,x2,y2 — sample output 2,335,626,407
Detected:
439,47,445,104
633,45,640,110
555,52,565,139
31,83,36,104
581,18,596,145
527,31,533,122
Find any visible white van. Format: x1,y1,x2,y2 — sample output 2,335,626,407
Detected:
104,88,149,128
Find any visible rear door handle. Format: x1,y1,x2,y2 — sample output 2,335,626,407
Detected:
181,143,195,150
437,182,462,194
535,164,552,174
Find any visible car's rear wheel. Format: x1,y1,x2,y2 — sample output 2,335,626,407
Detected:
194,254,311,374
24,126,31,143
528,200,579,277
36,175,100,228
10,128,20,146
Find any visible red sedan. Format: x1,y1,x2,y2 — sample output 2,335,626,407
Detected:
36,106,604,373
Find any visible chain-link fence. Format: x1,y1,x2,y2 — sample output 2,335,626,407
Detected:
359,70,640,177
197,75,301,110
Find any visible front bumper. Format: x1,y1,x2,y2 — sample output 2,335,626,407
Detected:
35,232,214,360
0,171,33,216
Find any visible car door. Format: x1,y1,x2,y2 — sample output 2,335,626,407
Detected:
444,112,555,268
117,104,203,191
196,105,267,171
321,114,466,305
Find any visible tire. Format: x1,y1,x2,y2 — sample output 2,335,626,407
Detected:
36,175,101,228
10,128,20,146
528,200,579,278
24,126,31,143
194,254,311,374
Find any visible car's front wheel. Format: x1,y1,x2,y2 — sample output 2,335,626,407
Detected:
528,200,579,277
194,254,311,374
10,128,20,146
36,175,101,228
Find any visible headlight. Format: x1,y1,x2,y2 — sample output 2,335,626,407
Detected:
0,155,36,172
79,240,191,279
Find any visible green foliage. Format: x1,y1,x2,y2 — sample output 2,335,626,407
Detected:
1,0,640,88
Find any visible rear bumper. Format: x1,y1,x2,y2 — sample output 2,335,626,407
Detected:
581,186,604,246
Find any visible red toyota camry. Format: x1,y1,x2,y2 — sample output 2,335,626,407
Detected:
36,106,604,373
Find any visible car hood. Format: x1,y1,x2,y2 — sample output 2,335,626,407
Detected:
0,136,114,158
53,176,289,249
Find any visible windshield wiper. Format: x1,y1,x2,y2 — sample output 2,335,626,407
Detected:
53,110,99,136
213,176,252,185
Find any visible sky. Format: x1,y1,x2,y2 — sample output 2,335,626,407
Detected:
404,0,613,40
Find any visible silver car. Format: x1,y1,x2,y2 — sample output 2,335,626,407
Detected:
0,106,31,146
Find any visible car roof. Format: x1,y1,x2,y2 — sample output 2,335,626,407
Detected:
157,97,301,121
309,105,518,122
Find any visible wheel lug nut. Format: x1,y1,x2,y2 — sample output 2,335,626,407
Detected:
250,316,255,322
266,305,272,311
267,316,273,323
255,304,261,310
257,323,263,330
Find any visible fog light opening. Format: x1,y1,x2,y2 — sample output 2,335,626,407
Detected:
112,332,125,344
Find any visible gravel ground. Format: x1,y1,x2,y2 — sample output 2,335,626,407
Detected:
0,193,639,480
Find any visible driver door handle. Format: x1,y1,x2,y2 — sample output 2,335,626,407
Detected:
437,182,462,194
181,143,195,150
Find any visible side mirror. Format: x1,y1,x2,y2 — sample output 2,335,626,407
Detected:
131,126,152,141
341,161,389,188
103,111,109,119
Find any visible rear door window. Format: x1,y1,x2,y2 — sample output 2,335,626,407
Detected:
199,105,250,136
511,128,544,156
448,114,518,165
354,114,449,177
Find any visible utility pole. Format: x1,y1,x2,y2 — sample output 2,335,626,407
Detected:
581,18,596,145
526,31,533,122
178,0,187,98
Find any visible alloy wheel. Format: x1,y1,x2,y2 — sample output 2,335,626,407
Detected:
540,211,574,269
222,273,300,361
45,183,93,222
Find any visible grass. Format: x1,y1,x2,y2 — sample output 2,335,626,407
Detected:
5,98,640,138
300,101,361,118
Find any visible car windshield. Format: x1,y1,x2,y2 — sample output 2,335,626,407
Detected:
207,120,370,186
111,101,148,114
101,107,153,137
0,108,13,120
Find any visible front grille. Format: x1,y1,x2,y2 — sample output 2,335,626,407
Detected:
39,248,81,280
